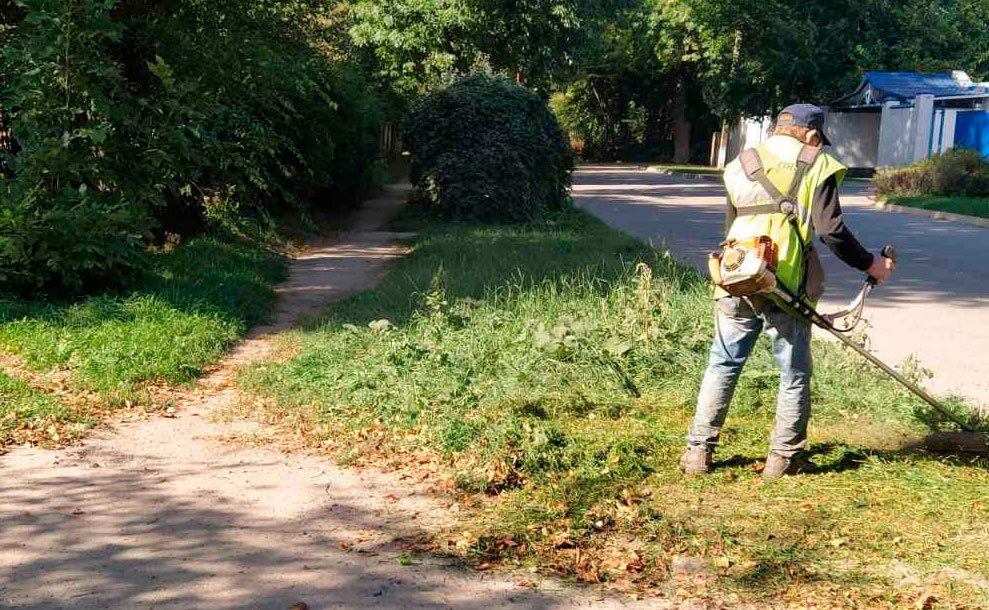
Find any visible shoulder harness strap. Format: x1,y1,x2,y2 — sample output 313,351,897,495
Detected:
734,145,822,218
736,149,784,215
787,144,822,200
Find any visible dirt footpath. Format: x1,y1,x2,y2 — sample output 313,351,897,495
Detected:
0,185,659,610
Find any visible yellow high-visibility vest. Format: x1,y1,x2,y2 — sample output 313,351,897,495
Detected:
719,135,847,302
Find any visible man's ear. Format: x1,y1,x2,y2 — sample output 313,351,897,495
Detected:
805,129,821,146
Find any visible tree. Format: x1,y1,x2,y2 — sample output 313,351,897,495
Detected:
0,0,384,295
348,0,620,98
349,0,478,98
467,0,583,90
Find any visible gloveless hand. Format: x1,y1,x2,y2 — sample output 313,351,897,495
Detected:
867,253,895,285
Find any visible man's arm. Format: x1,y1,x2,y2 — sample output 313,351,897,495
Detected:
810,176,874,271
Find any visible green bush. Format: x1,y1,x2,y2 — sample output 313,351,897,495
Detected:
410,74,574,222
874,148,989,198
0,0,152,295
0,0,383,297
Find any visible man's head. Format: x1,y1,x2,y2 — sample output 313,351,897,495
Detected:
773,103,830,147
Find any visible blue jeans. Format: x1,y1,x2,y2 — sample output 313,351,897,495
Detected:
687,296,813,457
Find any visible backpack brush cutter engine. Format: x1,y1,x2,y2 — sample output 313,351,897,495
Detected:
710,245,988,453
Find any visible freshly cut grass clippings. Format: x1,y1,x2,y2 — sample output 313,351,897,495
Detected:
0,237,286,448
241,208,988,608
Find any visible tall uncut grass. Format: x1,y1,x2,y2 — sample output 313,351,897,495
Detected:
242,209,988,607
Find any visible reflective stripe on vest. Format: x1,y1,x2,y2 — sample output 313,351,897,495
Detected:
721,140,847,298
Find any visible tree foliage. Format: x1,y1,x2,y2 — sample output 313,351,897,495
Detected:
1,0,383,296
646,0,989,119
349,0,615,97
4,0,989,291
553,0,989,161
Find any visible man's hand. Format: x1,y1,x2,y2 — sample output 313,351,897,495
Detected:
866,252,895,285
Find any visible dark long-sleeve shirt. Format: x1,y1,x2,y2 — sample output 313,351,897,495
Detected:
725,175,874,271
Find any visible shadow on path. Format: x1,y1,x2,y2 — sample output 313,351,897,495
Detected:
1,184,653,610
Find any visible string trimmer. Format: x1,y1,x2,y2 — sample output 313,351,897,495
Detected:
711,245,987,452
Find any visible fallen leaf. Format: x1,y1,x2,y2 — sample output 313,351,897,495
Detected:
552,530,575,548
368,319,393,333
914,592,937,610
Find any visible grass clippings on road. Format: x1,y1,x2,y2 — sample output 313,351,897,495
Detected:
886,195,989,219
240,208,989,609
645,163,722,176
0,237,286,448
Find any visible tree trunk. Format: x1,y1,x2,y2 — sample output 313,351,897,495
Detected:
0,106,10,178
716,121,731,169
672,70,691,164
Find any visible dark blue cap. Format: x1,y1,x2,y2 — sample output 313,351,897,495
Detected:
776,103,830,145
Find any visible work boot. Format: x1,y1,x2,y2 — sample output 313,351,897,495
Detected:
679,446,713,475
762,451,815,479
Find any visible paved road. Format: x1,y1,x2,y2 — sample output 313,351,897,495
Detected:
573,165,989,406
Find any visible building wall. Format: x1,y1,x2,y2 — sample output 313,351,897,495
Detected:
931,109,953,155
878,103,920,167
824,111,880,168
723,116,772,165
721,97,988,169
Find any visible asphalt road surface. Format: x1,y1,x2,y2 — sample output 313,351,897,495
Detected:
573,165,989,407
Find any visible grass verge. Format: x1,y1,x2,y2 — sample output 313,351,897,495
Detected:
886,195,989,219
0,370,87,447
240,209,988,608
645,163,722,176
0,237,286,448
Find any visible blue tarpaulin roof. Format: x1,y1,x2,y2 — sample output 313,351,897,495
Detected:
865,72,988,99
833,72,989,106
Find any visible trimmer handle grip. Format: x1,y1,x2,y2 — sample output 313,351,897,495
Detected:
881,245,897,263
867,245,897,286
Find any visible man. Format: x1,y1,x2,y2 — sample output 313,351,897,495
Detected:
680,104,895,479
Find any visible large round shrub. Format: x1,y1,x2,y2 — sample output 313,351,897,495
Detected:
410,75,574,222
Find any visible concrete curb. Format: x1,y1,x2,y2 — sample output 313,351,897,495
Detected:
876,201,989,229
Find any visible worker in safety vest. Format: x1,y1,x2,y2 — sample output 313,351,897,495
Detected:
681,104,895,479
